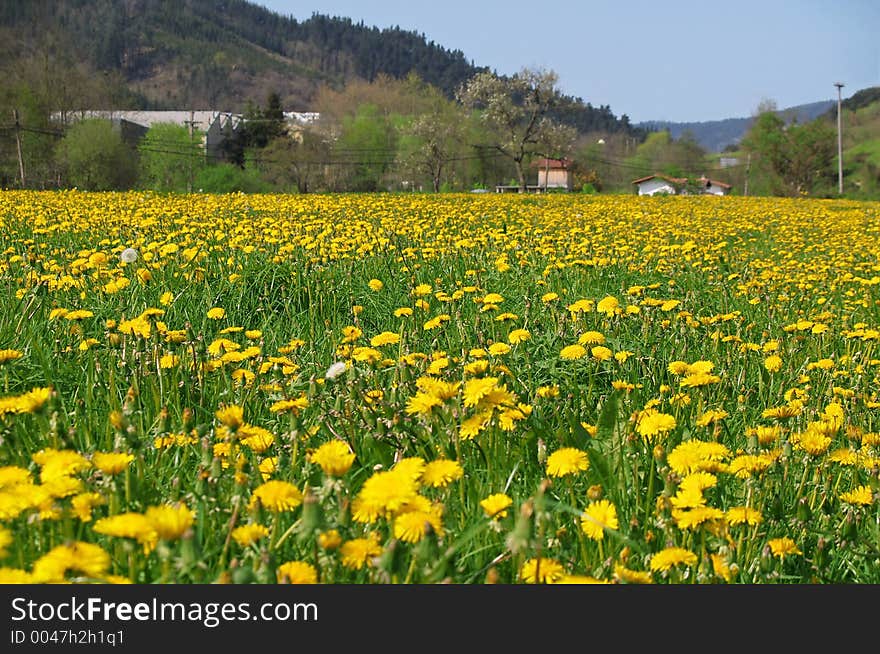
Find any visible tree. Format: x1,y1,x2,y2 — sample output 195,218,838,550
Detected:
194,160,270,194
457,67,576,191
332,103,397,191
221,92,288,167
56,119,137,190
245,91,288,149
138,122,204,192
258,130,331,193
623,130,708,180
396,87,467,192
742,110,836,196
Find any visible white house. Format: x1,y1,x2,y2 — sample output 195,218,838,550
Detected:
696,176,732,196
632,174,685,196
632,174,732,196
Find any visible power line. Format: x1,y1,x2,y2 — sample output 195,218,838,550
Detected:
0,119,745,176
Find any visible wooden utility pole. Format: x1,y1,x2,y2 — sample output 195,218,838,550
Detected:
744,152,751,197
12,109,25,188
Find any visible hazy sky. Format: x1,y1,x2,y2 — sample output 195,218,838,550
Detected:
252,0,879,123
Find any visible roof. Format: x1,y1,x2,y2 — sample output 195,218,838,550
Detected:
698,176,732,189
55,110,228,132
531,157,573,169
631,174,687,185
631,174,732,189
52,110,322,132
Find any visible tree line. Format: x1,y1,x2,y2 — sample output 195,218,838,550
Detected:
0,65,844,197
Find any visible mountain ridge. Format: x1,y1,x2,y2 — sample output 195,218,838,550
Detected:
637,100,837,152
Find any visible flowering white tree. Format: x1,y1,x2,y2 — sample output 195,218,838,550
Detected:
457,67,576,191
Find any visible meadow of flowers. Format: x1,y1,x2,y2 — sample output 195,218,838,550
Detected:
0,189,879,584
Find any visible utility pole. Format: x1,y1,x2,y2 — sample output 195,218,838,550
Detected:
744,152,751,197
185,110,195,194
834,82,844,195
12,109,25,188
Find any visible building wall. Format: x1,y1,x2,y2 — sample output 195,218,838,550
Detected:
537,169,572,189
637,179,676,195
705,183,728,196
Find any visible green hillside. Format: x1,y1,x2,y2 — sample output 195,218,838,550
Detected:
0,0,637,138
838,89,880,198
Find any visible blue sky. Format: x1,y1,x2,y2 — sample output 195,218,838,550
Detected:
252,0,879,124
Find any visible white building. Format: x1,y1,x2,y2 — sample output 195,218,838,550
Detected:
51,110,322,160
632,174,685,196
697,176,732,196
632,174,732,196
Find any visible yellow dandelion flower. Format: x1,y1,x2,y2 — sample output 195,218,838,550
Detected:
318,529,342,550
460,411,491,440
613,565,654,584
637,412,677,439
649,547,697,573
726,506,763,526
508,329,531,344
70,492,104,522
578,331,605,345
340,534,383,570
680,371,722,388
277,561,318,584
215,404,244,429
596,296,620,316
0,349,23,364
536,385,559,399
231,523,270,547
767,537,801,559
32,542,111,583
764,355,783,373
839,485,873,505
591,345,613,361
370,331,401,347
93,513,158,553
546,447,590,478
580,499,618,541
520,557,565,584
91,452,134,476
480,493,513,519
270,396,310,415
421,459,463,488
145,503,194,540
560,344,587,360
351,469,419,523
462,376,500,407
249,481,303,512
488,342,511,356
394,507,444,543
309,440,356,477
696,409,729,427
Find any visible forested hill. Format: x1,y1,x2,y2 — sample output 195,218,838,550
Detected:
0,0,639,136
